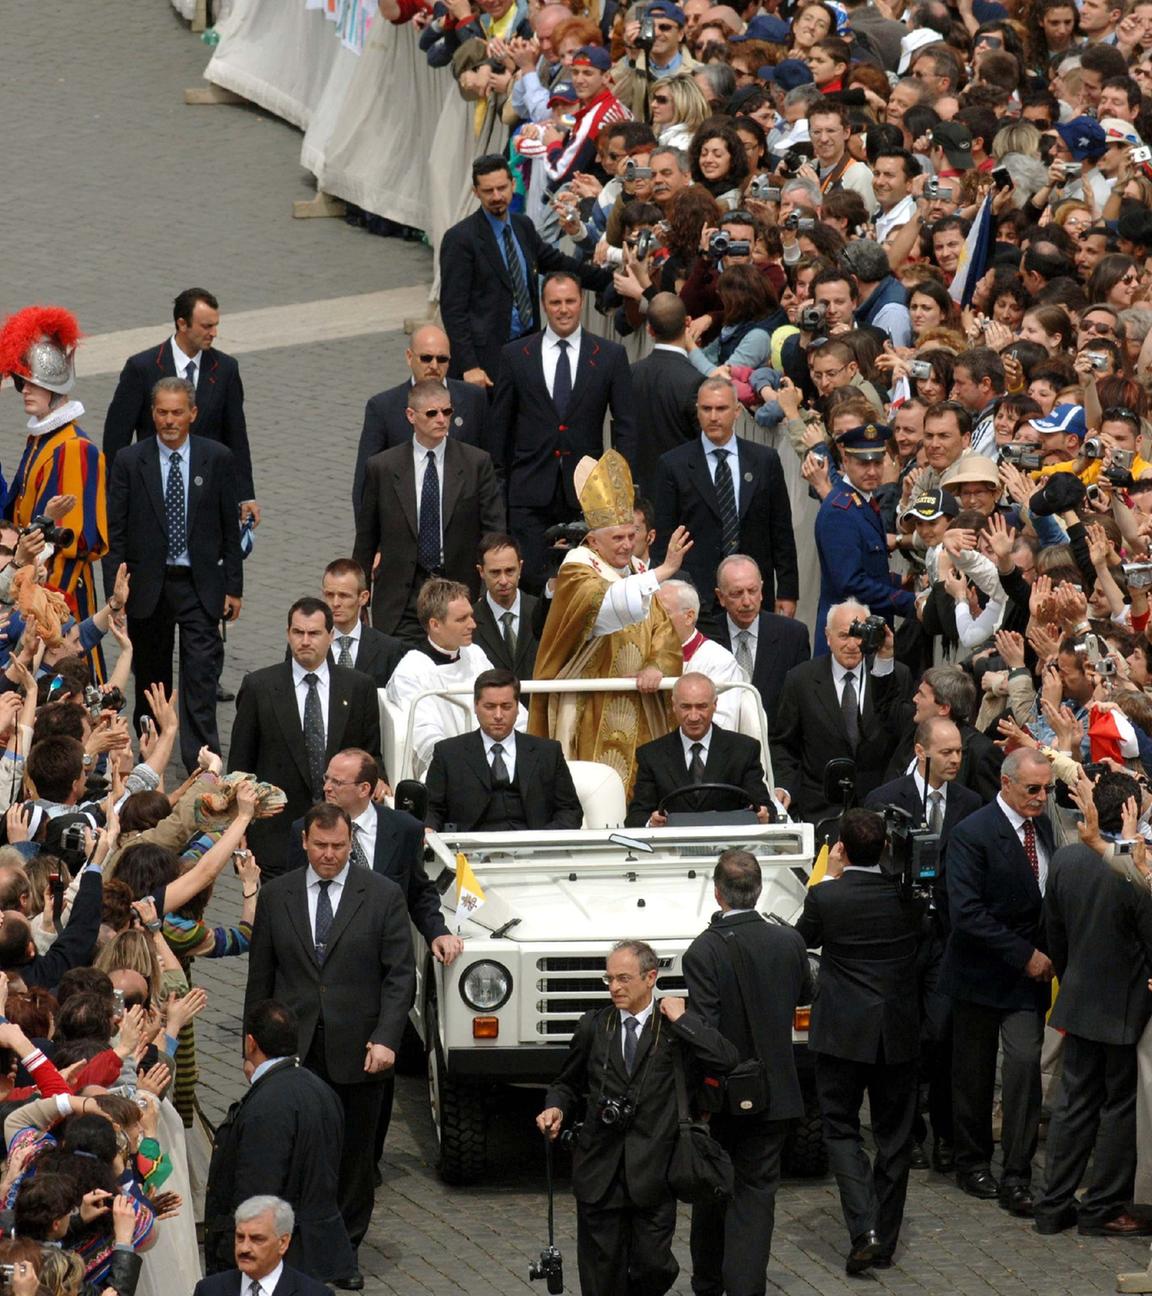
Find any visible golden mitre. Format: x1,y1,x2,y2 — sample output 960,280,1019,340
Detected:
575,449,635,530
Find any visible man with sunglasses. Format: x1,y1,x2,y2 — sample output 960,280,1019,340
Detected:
1077,304,1124,350
352,324,487,521
611,2,699,119
940,748,1056,1219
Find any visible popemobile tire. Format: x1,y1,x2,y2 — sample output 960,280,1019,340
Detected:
425,983,488,1184
782,1095,828,1178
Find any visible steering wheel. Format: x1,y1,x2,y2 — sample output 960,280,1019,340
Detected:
657,783,774,821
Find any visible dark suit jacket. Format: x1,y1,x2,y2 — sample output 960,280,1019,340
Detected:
770,655,912,823
939,800,1054,1013
352,439,505,636
885,719,1003,804
626,725,771,827
227,662,382,877
795,869,922,1065
286,804,449,945
282,627,407,689
682,911,812,1121
545,1002,737,1207
244,866,414,1085
1045,843,1152,1045
424,730,583,830
470,592,539,678
487,330,635,508
203,1059,352,1280
194,1265,332,1296
104,435,243,621
628,347,703,497
651,437,799,619
438,209,608,383
20,871,103,992
352,378,487,518
714,612,810,731
103,341,255,500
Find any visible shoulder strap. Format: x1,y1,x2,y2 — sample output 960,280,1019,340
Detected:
705,924,775,1066
670,1039,692,1125
819,153,853,194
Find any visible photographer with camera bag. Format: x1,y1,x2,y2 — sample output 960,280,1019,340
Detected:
681,849,812,1296
535,939,736,1296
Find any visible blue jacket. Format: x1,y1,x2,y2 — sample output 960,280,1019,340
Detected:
855,274,908,329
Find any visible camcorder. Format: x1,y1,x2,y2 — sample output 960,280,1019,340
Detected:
707,230,750,259
780,149,807,176
621,157,653,183
880,803,939,904
20,514,74,549
1000,442,1043,471
1124,562,1152,590
848,613,887,654
1082,437,1106,461
747,175,781,202
84,684,126,723
543,520,589,574
633,227,655,259
783,212,816,233
1096,656,1119,678
799,301,826,333
635,13,656,49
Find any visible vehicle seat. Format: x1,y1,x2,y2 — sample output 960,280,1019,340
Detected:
568,761,626,829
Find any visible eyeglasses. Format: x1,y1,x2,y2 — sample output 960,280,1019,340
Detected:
417,353,450,363
323,776,361,787
602,973,640,986
812,364,846,381
418,406,454,418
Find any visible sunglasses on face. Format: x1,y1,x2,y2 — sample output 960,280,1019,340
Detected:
1021,782,1051,795
417,353,450,363
419,406,454,418
1082,319,1115,333
651,94,672,104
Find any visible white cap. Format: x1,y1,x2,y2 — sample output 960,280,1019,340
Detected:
897,27,941,75
1100,116,1142,147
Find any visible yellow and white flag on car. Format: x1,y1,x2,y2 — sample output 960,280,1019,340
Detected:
808,842,830,888
454,852,486,930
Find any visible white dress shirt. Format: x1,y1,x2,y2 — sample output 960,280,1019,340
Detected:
482,728,517,782
486,591,522,645
541,326,582,400
157,437,192,566
652,342,689,357
874,192,917,244
620,998,655,1062
702,431,741,512
291,659,330,741
912,768,947,824
413,435,448,540
249,1057,292,1085
306,861,350,938
332,620,362,667
170,337,201,388
996,793,1050,893
726,615,757,671
351,803,377,867
243,1263,284,1296
680,724,713,773
834,663,866,711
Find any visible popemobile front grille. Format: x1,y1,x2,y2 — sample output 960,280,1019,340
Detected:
534,955,688,1038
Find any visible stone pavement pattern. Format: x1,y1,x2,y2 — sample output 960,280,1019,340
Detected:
2,2,1150,1292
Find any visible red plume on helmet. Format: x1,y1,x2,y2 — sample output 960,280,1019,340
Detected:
0,306,82,393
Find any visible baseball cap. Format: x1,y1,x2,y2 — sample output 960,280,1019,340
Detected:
1100,116,1143,147
929,122,974,171
897,27,941,75
571,45,612,71
1055,115,1107,162
941,454,1000,489
645,0,686,23
738,14,791,42
1029,403,1088,440
903,488,960,522
548,80,579,104
836,422,891,459
758,58,814,91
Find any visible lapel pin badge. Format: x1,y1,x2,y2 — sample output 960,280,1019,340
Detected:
194,476,204,487
454,416,463,426
744,472,753,483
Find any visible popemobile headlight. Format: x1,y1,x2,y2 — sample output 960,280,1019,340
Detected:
459,960,512,1011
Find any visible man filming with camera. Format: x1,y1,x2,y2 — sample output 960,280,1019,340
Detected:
536,939,736,1296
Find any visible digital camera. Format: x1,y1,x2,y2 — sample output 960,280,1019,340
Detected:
708,230,750,259
849,614,887,654
596,1094,636,1130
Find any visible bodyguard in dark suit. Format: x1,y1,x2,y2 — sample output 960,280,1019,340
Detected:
352,324,487,519
228,598,382,879
103,287,257,510
438,155,608,388
796,809,923,1274
245,803,414,1272
537,939,737,1296
318,558,407,689
651,381,798,627
487,272,635,590
940,749,1056,1216
204,1000,355,1282
195,1196,333,1296
425,669,582,830
1035,773,1152,1237
353,380,505,641
471,533,540,678
771,607,911,823
714,556,810,730
628,294,703,497
104,377,243,772
683,850,813,1296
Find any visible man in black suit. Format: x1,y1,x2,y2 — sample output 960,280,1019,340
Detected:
487,271,635,590
245,803,414,1280
353,379,505,642
194,1195,333,1296
104,377,243,771
352,323,487,519
628,293,703,497
796,809,923,1274
537,939,737,1296
103,286,258,524
228,597,383,878
1035,772,1152,1238
438,154,607,390
471,532,540,678
683,850,812,1296
940,748,1056,1217
626,673,778,827
771,603,911,824
714,555,810,730
865,716,982,1173
425,668,582,831
319,558,406,688
652,379,798,628
204,1000,356,1284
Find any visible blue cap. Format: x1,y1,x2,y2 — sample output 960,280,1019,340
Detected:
739,14,791,42
758,57,813,90
645,0,686,23
836,422,891,458
571,44,612,71
1055,116,1107,162
1029,404,1088,441
548,79,579,103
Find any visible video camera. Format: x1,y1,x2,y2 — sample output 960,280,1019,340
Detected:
635,12,656,49
783,212,816,233
544,520,589,548
880,803,939,903
1000,442,1043,471
621,157,654,184
83,684,126,723
707,230,750,259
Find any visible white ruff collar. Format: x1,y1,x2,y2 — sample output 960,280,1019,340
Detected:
27,400,85,436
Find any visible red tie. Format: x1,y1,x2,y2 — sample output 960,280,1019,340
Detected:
1022,821,1039,882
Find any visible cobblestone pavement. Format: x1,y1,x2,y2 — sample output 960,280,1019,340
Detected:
4,3,1152,1293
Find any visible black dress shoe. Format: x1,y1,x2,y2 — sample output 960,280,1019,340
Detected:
216,683,235,702
999,1184,1034,1217
332,1275,364,1292
957,1169,1000,1199
933,1139,955,1173
910,1142,929,1170
1034,1206,1079,1235
846,1230,882,1276
872,1257,893,1270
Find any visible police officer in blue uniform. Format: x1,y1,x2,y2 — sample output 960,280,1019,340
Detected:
814,423,916,655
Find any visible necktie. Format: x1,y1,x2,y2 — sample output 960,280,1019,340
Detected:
502,223,535,334
623,1015,640,1074
302,672,326,799
337,635,354,668
1022,820,1039,882
417,450,441,572
500,610,517,659
490,742,510,788
927,790,943,835
314,880,333,963
350,824,369,870
165,450,186,560
712,448,740,556
841,671,859,749
552,337,572,419
735,630,753,680
185,360,197,390
249,1283,262,1296
689,741,706,784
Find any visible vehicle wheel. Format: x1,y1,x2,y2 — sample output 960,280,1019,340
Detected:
395,1020,424,1076
783,1103,828,1178
425,987,487,1184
